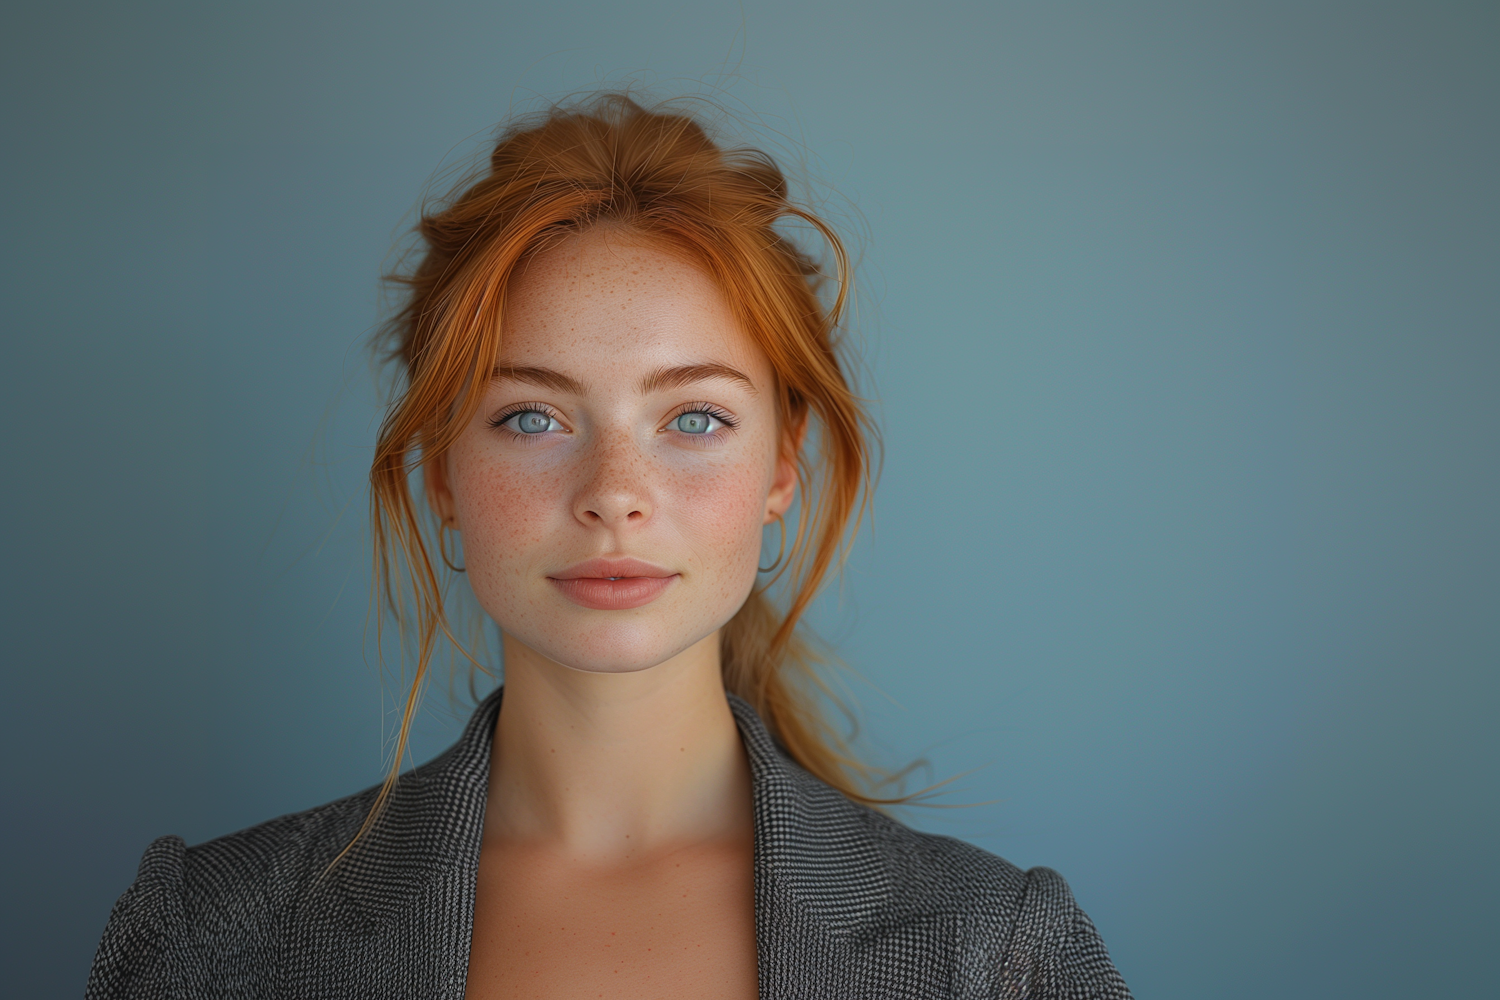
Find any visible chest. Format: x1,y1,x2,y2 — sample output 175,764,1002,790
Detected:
463,840,759,1000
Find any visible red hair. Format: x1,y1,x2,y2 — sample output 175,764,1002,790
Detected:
359,94,881,849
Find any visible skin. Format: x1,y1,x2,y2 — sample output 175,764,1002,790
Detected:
430,226,797,1000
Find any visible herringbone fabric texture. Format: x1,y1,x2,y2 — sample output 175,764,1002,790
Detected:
87,689,1132,998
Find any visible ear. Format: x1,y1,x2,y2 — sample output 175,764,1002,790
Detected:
764,414,806,524
425,455,457,527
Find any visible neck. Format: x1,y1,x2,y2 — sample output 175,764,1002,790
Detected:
485,630,753,861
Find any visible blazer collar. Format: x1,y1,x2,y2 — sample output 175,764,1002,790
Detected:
725,692,892,940
339,684,890,987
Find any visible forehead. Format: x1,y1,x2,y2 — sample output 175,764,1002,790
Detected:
499,227,766,377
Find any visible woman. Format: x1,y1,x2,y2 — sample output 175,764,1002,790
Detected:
88,94,1132,999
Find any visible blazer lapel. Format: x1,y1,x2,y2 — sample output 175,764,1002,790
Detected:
309,688,888,999
304,687,501,999
727,694,893,996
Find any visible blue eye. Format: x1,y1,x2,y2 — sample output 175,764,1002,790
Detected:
673,411,719,434
503,410,559,434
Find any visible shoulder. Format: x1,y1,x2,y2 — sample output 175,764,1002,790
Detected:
179,781,380,902
860,807,1032,915
860,809,1132,998
732,692,1130,994
87,695,499,998
86,784,380,998
767,771,1132,998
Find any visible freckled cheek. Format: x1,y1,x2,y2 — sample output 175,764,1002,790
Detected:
665,463,770,572
451,456,566,579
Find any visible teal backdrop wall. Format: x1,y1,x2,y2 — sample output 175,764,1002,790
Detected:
3,2,1496,996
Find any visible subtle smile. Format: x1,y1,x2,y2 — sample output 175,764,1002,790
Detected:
548,557,679,611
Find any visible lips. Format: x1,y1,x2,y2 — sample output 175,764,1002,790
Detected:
547,557,678,611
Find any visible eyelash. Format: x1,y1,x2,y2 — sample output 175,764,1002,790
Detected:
666,402,739,432
484,401,741,440
487,402,565,438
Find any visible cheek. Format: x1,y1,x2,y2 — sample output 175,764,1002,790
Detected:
448,448,565,588
665,459,772,577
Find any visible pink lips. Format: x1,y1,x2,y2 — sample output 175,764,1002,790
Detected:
547,557,679,611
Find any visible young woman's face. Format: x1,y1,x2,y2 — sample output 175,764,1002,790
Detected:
436,228,797,673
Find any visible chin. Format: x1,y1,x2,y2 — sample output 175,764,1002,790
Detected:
522,617,716,675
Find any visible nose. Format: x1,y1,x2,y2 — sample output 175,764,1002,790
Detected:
573,432,654,529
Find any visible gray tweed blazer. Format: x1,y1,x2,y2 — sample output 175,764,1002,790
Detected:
88,688,1132,998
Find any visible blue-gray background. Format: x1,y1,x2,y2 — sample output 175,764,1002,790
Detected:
4,1,1496,996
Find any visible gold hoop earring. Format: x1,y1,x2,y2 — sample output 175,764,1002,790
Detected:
438,521,465,574
758,513,787,575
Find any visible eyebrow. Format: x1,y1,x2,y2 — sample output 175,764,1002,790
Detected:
490,364,587,395
488,361,759,398
638,363,759,397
